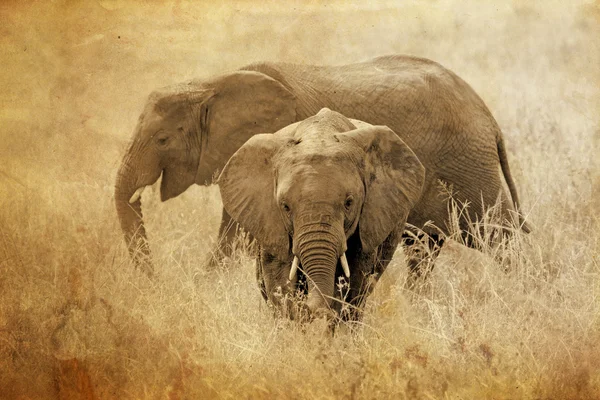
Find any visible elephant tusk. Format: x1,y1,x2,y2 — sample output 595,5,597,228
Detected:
129,186,146,204
289,256,299,281
340,253,350,278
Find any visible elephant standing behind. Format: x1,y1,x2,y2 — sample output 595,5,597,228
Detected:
114,55,528,275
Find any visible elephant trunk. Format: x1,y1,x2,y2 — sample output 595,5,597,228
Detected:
294,220,346,317
114,156,153,273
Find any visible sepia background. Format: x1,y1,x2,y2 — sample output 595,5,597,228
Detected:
1,0,599,398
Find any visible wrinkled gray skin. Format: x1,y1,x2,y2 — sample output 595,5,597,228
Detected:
115,55,528,276
219,109,426,320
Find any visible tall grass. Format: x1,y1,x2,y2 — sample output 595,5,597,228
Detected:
1,1,599,398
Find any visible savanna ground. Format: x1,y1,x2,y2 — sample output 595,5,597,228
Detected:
1,1,599,398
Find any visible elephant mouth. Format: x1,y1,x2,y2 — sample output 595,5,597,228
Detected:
128,185,147,203
127,168,174,204
127,169,165,204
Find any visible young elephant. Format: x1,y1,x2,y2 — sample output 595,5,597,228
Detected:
218,108,425,321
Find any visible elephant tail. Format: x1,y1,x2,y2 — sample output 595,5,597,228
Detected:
497,135,531,233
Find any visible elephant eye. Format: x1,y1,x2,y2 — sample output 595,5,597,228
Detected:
344,195,354,210
281,202,291,214
156,136,169,146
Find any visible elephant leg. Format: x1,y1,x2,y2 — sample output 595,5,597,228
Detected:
374,227,403,277
339,228,402,322
206,209,258,269
257,249,304,319
217,208,239,254
255,255,268,302
402,232,445,289
205,208,238,268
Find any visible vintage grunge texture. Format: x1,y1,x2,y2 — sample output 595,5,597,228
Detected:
1,1,599,399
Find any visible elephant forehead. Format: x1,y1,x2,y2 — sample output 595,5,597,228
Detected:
276,142,356,168
276,159,362,199
139,104,184,133
135,111,164,137
278,159,344,179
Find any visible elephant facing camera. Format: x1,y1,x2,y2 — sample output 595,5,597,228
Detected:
219,109,426,321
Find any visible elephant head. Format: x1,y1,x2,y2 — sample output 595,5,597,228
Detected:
114,71,297,271
219,108,425,317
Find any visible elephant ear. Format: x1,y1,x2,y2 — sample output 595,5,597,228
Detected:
218,134,290,260
342,126,425,253
195,71,297,185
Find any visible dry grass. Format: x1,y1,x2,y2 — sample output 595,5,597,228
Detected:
1,1,599,398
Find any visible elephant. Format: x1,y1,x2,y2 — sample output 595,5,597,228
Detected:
114,54,529,275
219,108,426,320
